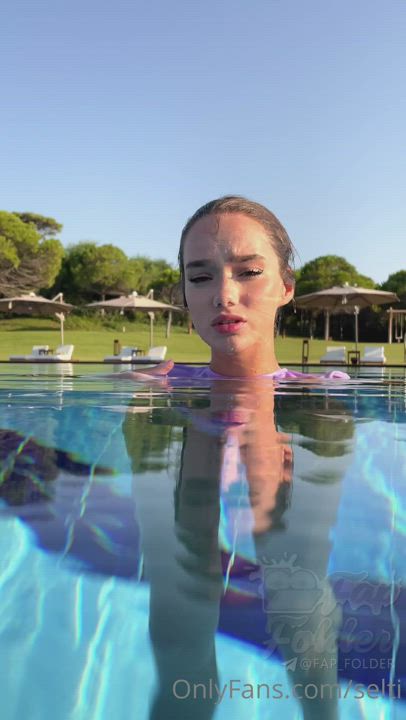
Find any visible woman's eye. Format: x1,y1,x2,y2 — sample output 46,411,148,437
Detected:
241,269,263,278
188,269,262,283
188,276,211,283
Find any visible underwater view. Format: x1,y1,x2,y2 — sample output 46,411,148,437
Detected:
0,363,405,720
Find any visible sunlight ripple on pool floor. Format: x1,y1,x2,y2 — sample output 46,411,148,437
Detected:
0,518,405,720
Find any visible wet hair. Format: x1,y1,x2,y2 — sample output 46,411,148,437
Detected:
178,195,296,307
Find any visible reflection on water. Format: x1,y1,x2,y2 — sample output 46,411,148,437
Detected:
0,368,405,719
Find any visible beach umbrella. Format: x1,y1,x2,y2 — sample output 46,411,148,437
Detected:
0,292,74,344
86,291,182,346
295,284,399,348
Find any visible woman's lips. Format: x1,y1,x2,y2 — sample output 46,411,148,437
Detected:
214,321,245,334
212,316,247,334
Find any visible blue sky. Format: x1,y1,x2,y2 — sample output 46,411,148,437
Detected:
1,0,405,283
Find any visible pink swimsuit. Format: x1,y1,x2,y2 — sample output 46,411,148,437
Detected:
168,364,350,381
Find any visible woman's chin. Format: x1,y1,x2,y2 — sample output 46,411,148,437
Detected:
212,335,249,355
201,326,266,358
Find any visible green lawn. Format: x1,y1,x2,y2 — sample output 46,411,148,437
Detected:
0,318,210,362
0,317,405,364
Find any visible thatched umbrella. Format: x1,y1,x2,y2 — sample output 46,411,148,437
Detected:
0,292,74,344
86,291,182,346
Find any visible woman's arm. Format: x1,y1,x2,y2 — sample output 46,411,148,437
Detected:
105,359,174,381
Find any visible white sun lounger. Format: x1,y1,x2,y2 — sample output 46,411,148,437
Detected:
104,346,140,362
360,346,386,364
10,344,74,362
10,345,50,361
143,346,167,362
104,346,167,363
47,344,75,361
319,346,347,365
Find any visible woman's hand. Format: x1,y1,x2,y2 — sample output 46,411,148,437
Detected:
111,359,174,381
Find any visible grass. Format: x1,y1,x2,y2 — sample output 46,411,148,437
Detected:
0,317,405,364
0,318,210,362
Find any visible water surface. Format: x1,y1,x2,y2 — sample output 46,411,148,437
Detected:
0,363,405,719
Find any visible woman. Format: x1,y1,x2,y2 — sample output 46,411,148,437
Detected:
119,196,348,381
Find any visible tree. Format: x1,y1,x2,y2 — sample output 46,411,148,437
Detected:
0,234,19,275
152,266,181,304
13,212,63,239
295,255,376,297
87,244,133,299
55,242,135,302
121,256,181,299
126,257,151,295
53,246,181,304
381,270,406,306
0,211,64,295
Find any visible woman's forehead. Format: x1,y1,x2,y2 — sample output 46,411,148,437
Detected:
183,213,274,261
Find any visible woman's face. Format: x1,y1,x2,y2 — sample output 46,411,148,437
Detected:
183,213,293,356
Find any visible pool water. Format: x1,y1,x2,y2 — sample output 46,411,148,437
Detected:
0,363,405,720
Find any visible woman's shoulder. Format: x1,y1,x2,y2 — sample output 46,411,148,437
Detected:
168,364,215,379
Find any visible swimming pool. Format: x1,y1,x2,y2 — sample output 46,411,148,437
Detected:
0,363,405,719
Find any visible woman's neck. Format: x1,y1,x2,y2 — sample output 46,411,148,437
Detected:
209,348,280,377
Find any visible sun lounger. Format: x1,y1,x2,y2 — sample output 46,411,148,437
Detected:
10,345,50,361
104,346,167,363
319,346,347,365
103,346,140,362
143,346,167,361
360,346,386,364
46,344,75,361
10,344,74,361
33,345,74,361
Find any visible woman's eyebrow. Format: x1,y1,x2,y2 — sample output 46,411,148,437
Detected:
186,254,265,269
185,259,212,269
231,253,266,262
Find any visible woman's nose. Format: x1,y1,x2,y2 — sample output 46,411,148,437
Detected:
213,276,239,308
